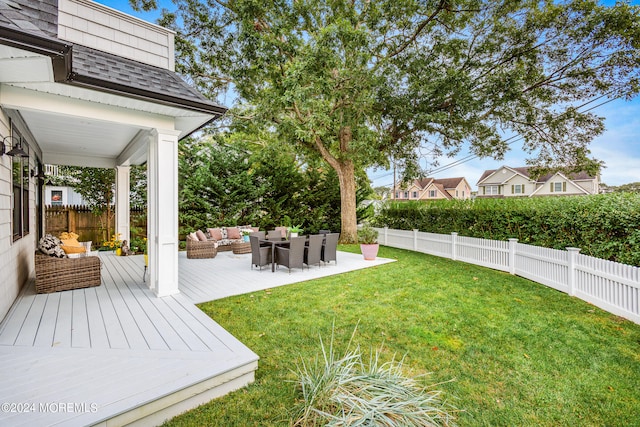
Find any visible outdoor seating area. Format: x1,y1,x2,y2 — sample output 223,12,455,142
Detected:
186,227,342,274
246,231,341,273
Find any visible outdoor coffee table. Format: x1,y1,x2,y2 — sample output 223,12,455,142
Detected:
231,241,252,254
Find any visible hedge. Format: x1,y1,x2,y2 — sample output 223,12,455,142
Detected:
373,193,640,266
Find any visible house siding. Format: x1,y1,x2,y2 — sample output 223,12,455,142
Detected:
58,0,175,71
0,112,36,322
504,174,532,197
477,166,598,198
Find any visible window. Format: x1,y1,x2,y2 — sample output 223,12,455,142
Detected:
429,190,436,198
11,126,29,241
512,184,524,194
484,185,500,195
403,191,409,199
412,191,418,198
551,182,566,192
51,190,63,206
395,192,399,199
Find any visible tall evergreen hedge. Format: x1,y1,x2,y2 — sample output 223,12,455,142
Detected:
374,193,640,266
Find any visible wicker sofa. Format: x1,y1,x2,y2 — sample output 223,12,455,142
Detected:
186,235,218,259
34,252,102,294
205,226,257,251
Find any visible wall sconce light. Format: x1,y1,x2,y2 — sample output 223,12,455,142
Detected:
1,135,29,157
31,168,46,181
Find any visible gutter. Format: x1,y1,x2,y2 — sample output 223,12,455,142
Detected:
66,73,227,117
0,26,71,81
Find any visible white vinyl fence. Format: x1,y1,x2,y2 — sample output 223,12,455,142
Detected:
377,227,640,325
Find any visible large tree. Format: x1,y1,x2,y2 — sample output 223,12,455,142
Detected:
136,0,640,242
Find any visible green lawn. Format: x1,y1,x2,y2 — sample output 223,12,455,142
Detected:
164,245,640,426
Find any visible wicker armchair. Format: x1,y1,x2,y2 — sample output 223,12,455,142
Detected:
34,252,102,294
186,236,217,259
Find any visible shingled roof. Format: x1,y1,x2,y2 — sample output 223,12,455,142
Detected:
0,0,226,116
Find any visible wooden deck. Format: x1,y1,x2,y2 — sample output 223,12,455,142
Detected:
0,252,258,426
0,250,394,426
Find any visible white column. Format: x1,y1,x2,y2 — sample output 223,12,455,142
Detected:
115,165,131,245
147,129,181,297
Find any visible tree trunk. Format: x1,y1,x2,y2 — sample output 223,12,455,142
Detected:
336,159,358,244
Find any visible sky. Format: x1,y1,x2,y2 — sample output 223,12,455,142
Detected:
100,0,640,188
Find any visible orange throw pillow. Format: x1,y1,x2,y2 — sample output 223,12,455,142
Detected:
61,238,86,254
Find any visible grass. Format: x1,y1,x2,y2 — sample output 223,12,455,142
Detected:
163,245,640,426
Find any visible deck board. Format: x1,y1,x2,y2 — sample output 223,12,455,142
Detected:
0,250,393,426
33,292,60,347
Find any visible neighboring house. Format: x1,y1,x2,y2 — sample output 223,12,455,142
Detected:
476,166,599,198
393,177,472,201
45,185,88,206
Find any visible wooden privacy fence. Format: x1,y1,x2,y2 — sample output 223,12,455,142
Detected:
377,227,640,325
45,205,146,245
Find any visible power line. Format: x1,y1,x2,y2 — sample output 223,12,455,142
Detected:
372,91,623,187
423,91,621,178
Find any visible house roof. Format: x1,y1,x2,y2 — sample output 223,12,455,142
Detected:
405,177,467,190
477,166,531,184
433,177,466,189
0,0,226,117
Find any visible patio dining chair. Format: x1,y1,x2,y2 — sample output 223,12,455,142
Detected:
304,234,323,269
275,236,306,273
250,235,271,270
321,233,340,265
250,231,266,240
266,230,283,240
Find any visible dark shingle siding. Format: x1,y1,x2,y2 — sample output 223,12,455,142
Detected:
0,0,56,36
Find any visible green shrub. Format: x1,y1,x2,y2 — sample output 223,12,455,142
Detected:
374,193,640,265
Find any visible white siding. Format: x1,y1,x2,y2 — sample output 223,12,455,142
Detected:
0,111,36,322
58,0,175,71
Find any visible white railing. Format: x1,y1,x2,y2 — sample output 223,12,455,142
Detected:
377,227,640,325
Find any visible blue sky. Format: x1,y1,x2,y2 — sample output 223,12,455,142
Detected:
100,0,640,187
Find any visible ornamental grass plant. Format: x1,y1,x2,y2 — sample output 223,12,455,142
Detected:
291,325,456,426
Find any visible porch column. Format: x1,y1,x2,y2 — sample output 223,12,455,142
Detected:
147,128,181,297
115,166,131,245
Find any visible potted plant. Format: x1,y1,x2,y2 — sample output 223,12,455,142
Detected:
103,233,123,255
241,229,252,242
288,224,303,238
358,224,379,260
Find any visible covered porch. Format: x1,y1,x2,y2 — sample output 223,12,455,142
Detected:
0,250,394,426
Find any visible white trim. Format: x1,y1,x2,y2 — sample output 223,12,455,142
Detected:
115,165,131,245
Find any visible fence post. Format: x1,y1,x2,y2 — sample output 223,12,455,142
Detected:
383,227,388,246
508,238,518,275
451,232,458,261
413,229,418,251
566,247,581,296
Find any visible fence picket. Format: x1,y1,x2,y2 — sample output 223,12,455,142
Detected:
375,227,640,325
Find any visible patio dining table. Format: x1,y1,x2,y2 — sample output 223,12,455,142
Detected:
259,238,290,272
